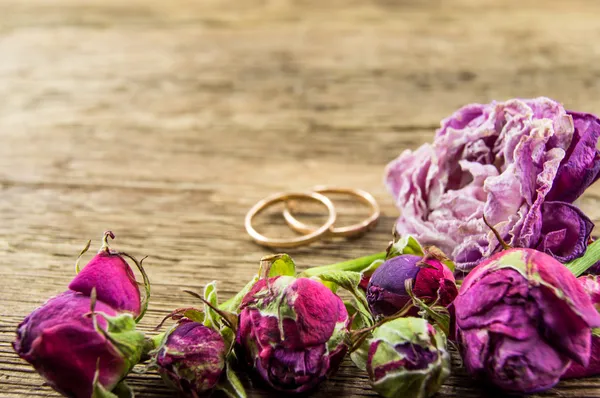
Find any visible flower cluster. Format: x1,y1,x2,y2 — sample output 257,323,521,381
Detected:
12,98,600,398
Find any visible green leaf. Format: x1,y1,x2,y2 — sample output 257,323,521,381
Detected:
220,275,259,313
566,239,600,276
217,364,247,398
221,327,236,353
203,281,219,328
387,235,424,259
316,271,374,327
301,252,386,277
260,254,296,278
350,336,370,372
321,280,339,293
362,259,385,275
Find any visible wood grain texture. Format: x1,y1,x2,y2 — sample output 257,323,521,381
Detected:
1,0,600,396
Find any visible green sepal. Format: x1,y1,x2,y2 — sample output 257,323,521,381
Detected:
97,312,146,373
259,253,296,278
216,363,247,398
183,289,239,332
182,308,205,324
315,270,374,327
203,281,220,328
350,335,370,372
387,234,425,260
220,275,259,313
111,382,135,398
406,280,451,337
593,328,600,338
92,364,135,398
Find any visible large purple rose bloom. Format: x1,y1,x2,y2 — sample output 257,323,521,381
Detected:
386,98,600,271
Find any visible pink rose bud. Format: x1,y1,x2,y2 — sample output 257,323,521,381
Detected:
366,255,458,317
69,231,142,316
13,291,145,398
155,319,227,396
455,249,600,393
237,276,349,393
563,275,600,379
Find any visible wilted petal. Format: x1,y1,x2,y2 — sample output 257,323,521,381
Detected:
536,201,594,262
490,332,570,393
547,111,600,202
69,251,141,316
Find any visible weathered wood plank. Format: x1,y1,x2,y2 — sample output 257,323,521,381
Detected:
2,0,600,397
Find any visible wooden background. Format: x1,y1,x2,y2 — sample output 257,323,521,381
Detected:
2,0,600,397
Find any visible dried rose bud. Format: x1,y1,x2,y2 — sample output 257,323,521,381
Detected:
69,232,142,316
366,317,450,398
366,254,458,317
13,291,145,398
155,319,227,396
563,275,600,379
455,249,600,393
237,276,349,393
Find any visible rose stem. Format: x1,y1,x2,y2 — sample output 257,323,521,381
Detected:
566,239,600,277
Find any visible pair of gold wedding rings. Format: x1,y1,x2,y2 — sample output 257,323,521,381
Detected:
245,186,380,248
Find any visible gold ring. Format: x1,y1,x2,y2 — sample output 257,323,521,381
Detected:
245,191,337,248
283,186,380,237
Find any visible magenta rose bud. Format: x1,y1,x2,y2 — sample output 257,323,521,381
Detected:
366,255,458,317
563,275,600,379
237,276,349,393
155,319,226,396
13,291,145,398
69,232,141,316
455,249,600,393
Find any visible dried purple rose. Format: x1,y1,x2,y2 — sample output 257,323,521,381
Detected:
386,98,600,271
155,319,227,397
563,275,600,379
236,276,349,393
366,317,450,398
13,291,145,398
455,248,600,392
366,254,457,317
